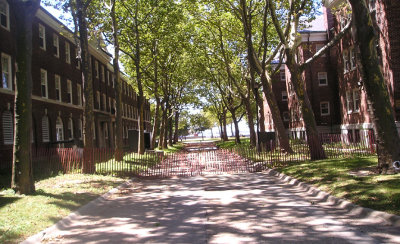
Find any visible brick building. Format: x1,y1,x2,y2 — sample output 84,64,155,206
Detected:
264,0,400,141
324,0,400,141
0,2,152,168
264,16,340,139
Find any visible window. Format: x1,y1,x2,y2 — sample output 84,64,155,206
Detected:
42,115,50,142
96,91,100,109
346,91,353,114
67,79,72,104
101,65,105,82
55,75,61,101
0,0,10,30
75,49,81,69
282,91,288,101
39,24,46,50
108,97,111,112
112,75,115,88
41,69,48,98
318,72,328,86
320,102,330,116
53,34,59,58
343,50,350,73
77,84,82,106
280,71,285,81
2,111,13,144
78,119,82,139
93,121,96,139
106,70,109,85
349,47,356,70
113,99,116,114
67,118,73,140
316,44,326,57
104,123,109,139
65,42,71,64
102,93,106,111
56,117,63,141
95,61,99,78
1,53,12,90
353,89,361,112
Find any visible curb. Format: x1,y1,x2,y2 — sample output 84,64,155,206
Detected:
263,168,400,227
22,179,135,244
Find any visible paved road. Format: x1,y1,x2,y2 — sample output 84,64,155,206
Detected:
26,172,400,244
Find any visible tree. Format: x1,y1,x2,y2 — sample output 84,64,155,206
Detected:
266,0,352,160
190,113,212,138
10,0,41,195
347,0,400,173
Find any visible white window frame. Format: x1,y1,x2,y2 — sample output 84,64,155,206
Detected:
77,84,82,106
281,91,288,101
55,75,61,101
39,24,46,50
41,69,48,98
102,93,106,111
346,90,353,114
78,119,83,139
343,50,349,73
106,70,110,85
42,115,50,142
353,89,361,113
320,102,330,116
67,79,72,104
75,49,81,69
101,65,105,82
349,47,356,70
56,117,64,142
1,53,12,90
2,111,13,144
96,91,100,109
280,70,285,81
65,41,71,64
0,0,10,30
68,118,74,140
316,44,326,57
104,123,109,139
95,60,99,78
53,34,59,58
318,72,328,86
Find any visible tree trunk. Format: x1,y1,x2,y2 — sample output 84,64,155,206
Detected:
173,111,180,144
11,0,40,194
349,0,400,173
244,98,256,146
135,29,145,154
168,109,173,146
222,112,228,141
231,113,241,143
256,91,266,132
111,0,123,161
158,102,166,149
151,98,160,149
260,73,293,153
77,0,95,173
285,59,326,160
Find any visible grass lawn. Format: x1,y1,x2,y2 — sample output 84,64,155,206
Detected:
155,142,185,154
0,174,126,243
275,156,400,216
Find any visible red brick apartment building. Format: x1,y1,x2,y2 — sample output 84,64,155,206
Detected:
264,16,340,139
264,0,400,141
0,1,152,167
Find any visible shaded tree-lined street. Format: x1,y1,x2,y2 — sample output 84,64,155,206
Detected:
24,172,400,243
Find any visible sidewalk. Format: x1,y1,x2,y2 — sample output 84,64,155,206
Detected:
24,173,400,243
